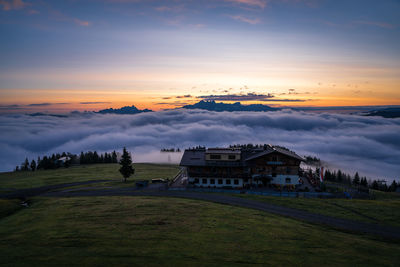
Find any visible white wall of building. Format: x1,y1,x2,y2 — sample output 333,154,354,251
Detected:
189,177,243,188
188,175,300,187
272,175,300,185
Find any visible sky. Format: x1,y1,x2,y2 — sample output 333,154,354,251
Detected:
0,0,400,112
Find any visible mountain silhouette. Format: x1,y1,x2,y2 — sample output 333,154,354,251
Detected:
182,100,278,112
97,105,152,114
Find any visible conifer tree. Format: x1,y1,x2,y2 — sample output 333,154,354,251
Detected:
30,159,36,172
23,158,29,171
389,180,398,192
80,152,85,164
112,151,118,163
119,147,134,183
353,172,360,185
371,180,379,190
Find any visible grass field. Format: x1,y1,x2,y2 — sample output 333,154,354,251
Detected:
234,194,400,227
0,163,180,190
0,196,399,266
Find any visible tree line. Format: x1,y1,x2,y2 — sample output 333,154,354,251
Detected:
321,168,398,192
79,151,118,164
160,148,181,152
14,150,119,172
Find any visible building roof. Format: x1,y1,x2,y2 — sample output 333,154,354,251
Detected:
180,146,304,166
205,148,241,154
245,146,304,161
180,149,206,166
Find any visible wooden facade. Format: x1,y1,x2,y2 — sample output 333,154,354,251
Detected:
180,146,303,188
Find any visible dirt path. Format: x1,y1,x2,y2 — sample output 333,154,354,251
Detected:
42,188,400,240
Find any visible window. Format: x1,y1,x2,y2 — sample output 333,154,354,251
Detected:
218,179,223,184
228,155,236,160
226,179,231,185
286,167,291,174
244,178,248,183
285,178,291,183
272,173,277,177
234,179,239,185
210,154,221,160
210,179,215,184
194,178,199,183
202,178,207,184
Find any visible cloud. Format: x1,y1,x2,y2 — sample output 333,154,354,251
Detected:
26,102,69,107
176,95,192,98
80,102,112,105
354,20,395,29
28,9,39,14
155,101,189,106
27,103,52,107
198,93,274,101
196,93,305,102
260,99,306,102
225,0,267,9
73,18,90,27
0,104,21,110
0,0,28,11
155,5,184,12
0,110,399,182
229,15,261,24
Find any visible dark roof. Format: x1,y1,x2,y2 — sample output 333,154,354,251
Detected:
179,149,206,166
206,148,241,154
273,146,304,161
180,146,304,166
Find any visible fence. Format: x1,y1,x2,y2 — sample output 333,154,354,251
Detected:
168,187,334,198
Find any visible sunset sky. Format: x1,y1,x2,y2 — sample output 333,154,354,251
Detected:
1,0,400,112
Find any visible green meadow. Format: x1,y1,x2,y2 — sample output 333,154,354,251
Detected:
233,194,400,227
1,196,399,266
0,164,399,266
0,163,180,190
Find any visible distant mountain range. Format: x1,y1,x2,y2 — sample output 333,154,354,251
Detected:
95,102,400,116
182,100,278,112
97,105,152,114
364,108,400,118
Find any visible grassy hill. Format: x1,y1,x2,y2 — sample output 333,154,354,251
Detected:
234,194,400,228
0,163,180,190
1,196,399,266
0,164,399,266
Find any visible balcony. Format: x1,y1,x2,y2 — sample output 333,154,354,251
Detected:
188,172,251,179
205,160,243,167
267,161,283,165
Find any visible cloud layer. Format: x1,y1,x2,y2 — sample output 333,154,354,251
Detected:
1,110,399,181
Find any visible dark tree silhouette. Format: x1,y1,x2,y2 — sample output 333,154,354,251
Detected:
119,147,135,182
112,151,118,163
389,180,398,192
371,180,379,190
30,160,36,172
23,158,29,171
353,172,360,185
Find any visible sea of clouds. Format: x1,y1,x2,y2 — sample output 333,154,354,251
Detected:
1,109,399,181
